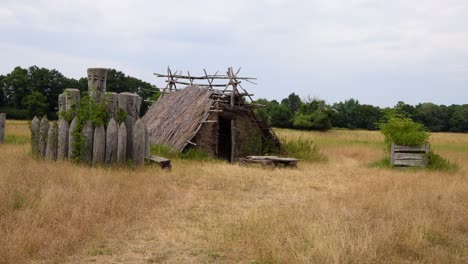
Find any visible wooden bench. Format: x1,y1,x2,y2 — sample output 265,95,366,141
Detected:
239,156,299,168
145,155,172,169
391,143,430,167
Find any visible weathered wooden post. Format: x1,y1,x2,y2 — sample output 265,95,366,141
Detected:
39,115,50,158
87,68,108,102
92,124,106,164
68,117,78,159
144,123,150,157
31,116,40,155
0,113,5,144
57,119,69,161
82,121,94,163
45,121,58,160
64,88,80,110
58,94,66,113
118,92,141,160
117,122,127,163
106,92,119,120
105,118,118,163
133,119,145,166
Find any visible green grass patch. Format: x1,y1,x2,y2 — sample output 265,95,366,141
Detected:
281,137,326,162
427,152,458,171
370,152,457,171
5,135,30,144
150,144,215,161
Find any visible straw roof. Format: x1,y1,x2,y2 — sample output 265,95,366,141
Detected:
142,85,213,151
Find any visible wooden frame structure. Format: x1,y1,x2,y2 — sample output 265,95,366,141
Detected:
390,143,430,167
151,67,280,163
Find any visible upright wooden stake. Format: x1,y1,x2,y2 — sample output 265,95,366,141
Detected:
229,67,237,163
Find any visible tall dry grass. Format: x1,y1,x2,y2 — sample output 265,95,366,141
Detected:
0,121,467,263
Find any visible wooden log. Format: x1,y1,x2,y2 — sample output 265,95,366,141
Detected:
393,144,428,153
394,159,427,167
394,153,426,160
145,155,171,169
154,73,257,80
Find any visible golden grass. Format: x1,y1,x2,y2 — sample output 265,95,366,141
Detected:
1,121,467,263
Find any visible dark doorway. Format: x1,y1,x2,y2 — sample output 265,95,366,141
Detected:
218,117,231,161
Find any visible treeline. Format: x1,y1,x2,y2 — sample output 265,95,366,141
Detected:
256,93,468,133
1,66,466,133
0,66,159,119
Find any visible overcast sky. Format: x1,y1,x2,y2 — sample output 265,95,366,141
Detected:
0,0,467,106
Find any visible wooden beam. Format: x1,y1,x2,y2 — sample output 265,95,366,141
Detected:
154,73,256,80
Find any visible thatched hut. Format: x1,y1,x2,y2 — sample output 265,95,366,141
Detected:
142,82,281,162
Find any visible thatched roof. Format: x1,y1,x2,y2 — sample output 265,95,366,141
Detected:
142,85,213,151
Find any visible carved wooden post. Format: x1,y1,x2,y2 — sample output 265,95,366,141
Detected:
31,116,40,155
87,68,108,102
64,88,81,111
118,92,141,160
45,121,58,161
82,121,94,164
92,124,105,164
117,122,127,163
58,94,66,113
105,92,119,120
106,118,118,163
133,119,145,166
68,117,77,159
0,113,5,144
39,115,50,158
57,119,69,161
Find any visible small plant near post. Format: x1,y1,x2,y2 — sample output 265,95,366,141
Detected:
377,115,456,170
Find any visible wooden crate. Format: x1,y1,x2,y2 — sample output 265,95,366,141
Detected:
390,143,430,167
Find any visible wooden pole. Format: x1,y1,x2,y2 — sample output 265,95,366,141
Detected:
0,113,5,144
229,67,237,163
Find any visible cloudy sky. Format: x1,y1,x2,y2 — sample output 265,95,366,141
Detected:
0,0,467,106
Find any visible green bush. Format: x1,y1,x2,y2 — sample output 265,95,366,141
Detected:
281,137,326,162
0,107,29,120
427,152,458,171
379,116,429,147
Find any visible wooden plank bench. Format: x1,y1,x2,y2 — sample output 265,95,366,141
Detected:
239,155,299,168
145,155,172,169
391,143,430,167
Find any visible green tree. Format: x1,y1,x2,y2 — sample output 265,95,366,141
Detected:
281,93,302,113
21,91,49,118
1,66,30,108
293,98,332,131
270,104,293,128
413,103,449,132
379,115,430,147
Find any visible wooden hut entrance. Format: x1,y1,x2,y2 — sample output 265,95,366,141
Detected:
217,116,232,161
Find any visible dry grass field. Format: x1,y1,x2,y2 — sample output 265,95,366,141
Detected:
1,121,467,263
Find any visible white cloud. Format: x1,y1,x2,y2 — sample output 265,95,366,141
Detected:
0,0,467,105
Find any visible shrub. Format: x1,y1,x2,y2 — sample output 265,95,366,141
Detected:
0,107,29,120
379,116,429,148
281,137,326,162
